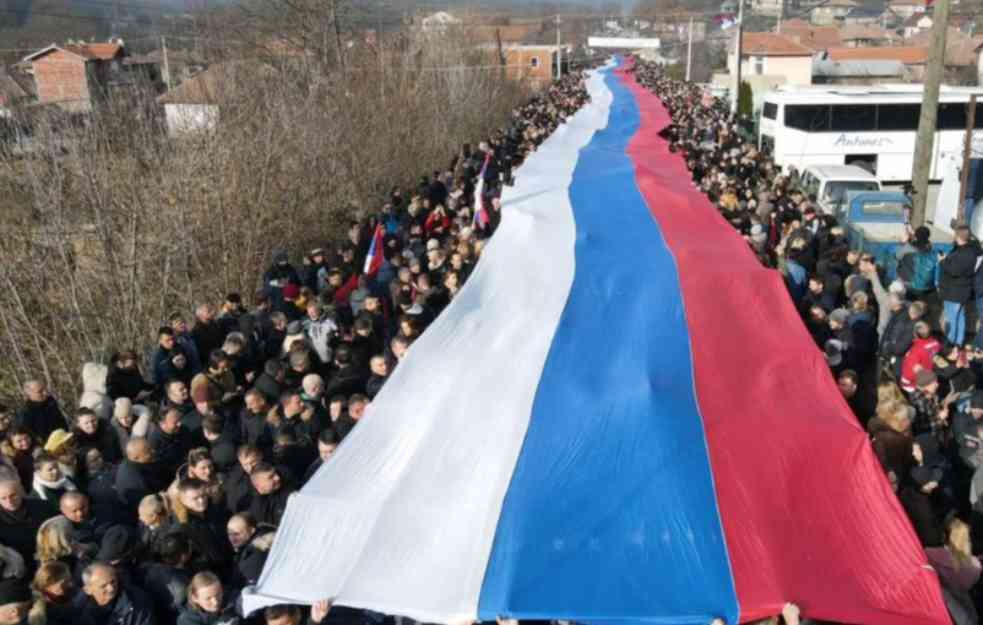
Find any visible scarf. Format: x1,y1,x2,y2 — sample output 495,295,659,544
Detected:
32,474,76,500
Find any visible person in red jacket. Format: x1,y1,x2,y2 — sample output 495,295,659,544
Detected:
900,321,943,393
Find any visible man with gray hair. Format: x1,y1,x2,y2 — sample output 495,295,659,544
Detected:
15,379,66,441
78,561,156,625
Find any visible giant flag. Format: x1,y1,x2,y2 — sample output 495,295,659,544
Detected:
242,60,949,625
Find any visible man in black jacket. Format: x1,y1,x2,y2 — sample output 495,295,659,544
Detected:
15,381,66,442
75,561,156,625
0,479,56,570
248,463,294,527
939,226,980,346
225,444,262,515
115,438,169,522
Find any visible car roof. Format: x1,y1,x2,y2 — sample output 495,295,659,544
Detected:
803,164,878,180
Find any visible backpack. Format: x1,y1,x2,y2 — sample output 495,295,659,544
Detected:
900,250,937,291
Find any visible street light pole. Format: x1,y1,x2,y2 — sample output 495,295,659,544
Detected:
731,0,745,116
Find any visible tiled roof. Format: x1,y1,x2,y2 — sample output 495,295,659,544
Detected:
838,24,899,42
780,24,843,51
741,32,814,56
825,45,928,64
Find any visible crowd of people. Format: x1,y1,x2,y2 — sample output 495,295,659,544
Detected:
0,54,975,625
0,71,592,625
632,61,983,624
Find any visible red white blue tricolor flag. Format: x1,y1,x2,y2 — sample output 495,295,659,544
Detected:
362,224,385,277
244,59,949,625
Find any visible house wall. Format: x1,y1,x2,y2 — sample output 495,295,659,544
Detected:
504,48,554,89
32,51,91,110
164,103,219,135
729,53,812,86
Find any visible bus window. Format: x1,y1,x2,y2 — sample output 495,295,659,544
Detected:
831,105,877,131
762,102,778,120
938,103,967,130
801,173,820,199
785,105,830,131
876,104,920,131
824,181,881,203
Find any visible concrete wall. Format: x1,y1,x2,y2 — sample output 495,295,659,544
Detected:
164,103,219,136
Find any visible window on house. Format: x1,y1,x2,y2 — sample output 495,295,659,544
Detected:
530,57,540,68
754,56,764,75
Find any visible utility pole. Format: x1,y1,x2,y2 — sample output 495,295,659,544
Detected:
686,17,694,82
909,0,951,226
555,14,562,80
958,95,978,224
161,36,172,91
731,0,745,116
777,0,784,33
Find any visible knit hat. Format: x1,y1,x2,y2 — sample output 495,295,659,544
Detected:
282,283,300,300
888,280,907,297
43,429,74,454
426,238,440,252
286,320,303,336
0,579,31,605
915,369,938,388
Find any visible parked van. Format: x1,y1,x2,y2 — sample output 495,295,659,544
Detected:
799,165,882,215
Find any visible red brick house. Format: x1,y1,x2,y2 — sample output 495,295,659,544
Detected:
22,41,125,111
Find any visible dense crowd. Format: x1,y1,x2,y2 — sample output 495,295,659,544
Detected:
632,60,983,624
0,71,592,625
0,54,973,625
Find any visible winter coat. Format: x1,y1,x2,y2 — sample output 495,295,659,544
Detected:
224,465,254,515
0,498,56,565
31,474,77,503
79,362,113,421
15,397,66,442
900,336,943,393
304,316,338,365
178,506,233,574
868,418,914,482
140,561,191,623
231,530,275,591
106,367,153,402
149,426,194,478
248,486,292,527
115,460,167,520
939,241,980,303
177,604,240,625
880,306,915,360
75,585,157,625
73,421,123,465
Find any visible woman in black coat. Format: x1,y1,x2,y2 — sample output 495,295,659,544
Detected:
106,351,154,403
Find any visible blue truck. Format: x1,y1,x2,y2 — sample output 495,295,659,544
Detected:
837,191,952,281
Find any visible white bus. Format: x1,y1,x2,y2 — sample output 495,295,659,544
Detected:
758,85,983,182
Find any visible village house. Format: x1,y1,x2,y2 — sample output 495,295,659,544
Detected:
809,0,858,26
841,6,883,27
822,45,928,80
730,33,814,85
887,0,929,20
838,24,899,47
19,39,160,112
779,20,843,52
